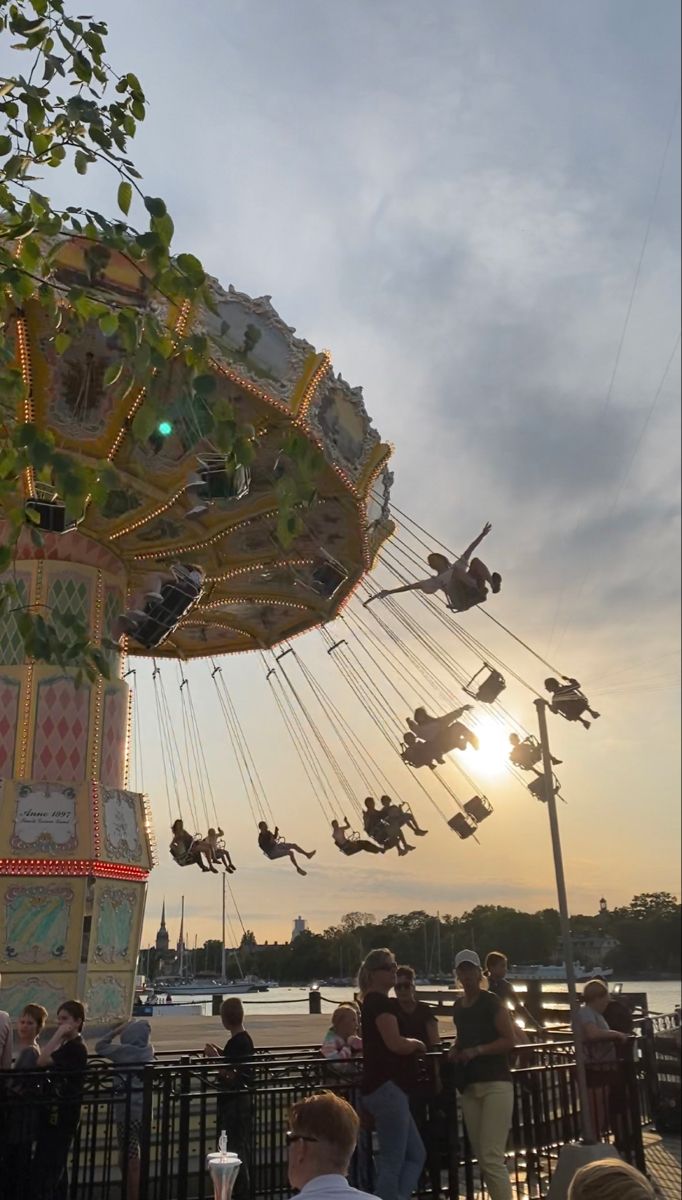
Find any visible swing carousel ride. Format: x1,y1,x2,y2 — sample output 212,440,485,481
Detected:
0,236,393,1019
0,238,601,1021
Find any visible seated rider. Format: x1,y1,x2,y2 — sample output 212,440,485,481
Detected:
363,797,414,856
331,818,384,856
545,677,601,730
379,795,427,837
169,818,217,873
402,722,477,767
257,821,316,877
364,522,501,612
509,732,561,770
206,827,236,873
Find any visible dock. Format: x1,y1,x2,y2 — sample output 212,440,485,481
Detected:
87,1011,331,1054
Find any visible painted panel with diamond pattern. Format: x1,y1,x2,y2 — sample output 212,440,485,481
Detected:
45,570,91,631
100,684,128,787
0,675,20,776
0,570,31,665
32,675,92,783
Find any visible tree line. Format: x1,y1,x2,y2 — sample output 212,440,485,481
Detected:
149,892,680,983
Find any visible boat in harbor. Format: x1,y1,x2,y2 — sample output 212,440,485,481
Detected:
154,975,269,995
507,962,613,982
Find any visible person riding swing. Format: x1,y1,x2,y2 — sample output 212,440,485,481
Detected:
378,795,427,838
508,732,561,771
401,704,479,767
331,818,385,856
362,797,413,856
169,818,217,873
545,677,601,730
364,522,501,612
206,827,237,873
257,821,316,876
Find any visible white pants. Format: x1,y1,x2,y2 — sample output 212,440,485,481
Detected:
461,1080,514,1200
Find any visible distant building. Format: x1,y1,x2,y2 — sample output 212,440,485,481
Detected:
155,900,170,955
292,916,307,941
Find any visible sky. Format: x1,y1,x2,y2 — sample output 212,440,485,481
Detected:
8,1,681,951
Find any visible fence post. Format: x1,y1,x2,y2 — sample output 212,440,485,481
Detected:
178,1055,192,1199
308,989,322,1015
212,993,224,1016
138,1063,155,1200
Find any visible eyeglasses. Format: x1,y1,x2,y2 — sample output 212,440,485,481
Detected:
286,1132,320,1147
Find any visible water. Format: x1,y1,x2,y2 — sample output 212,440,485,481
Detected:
169,979,681,1017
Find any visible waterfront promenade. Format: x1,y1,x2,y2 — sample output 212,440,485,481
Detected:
86,1011,331,1053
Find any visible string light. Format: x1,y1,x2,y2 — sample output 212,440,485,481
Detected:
0,858,149,880
129,508,279,562
18,662,33,779
92,780,101,858
206,558,315,584
108,487,186,541
15,316,35,497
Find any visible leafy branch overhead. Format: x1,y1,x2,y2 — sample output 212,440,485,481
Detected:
0,1,319,674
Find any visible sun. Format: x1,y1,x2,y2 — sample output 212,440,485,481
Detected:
455,712,511,778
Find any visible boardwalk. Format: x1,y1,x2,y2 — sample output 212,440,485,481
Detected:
645,1131,682,1199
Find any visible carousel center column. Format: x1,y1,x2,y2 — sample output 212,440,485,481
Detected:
0,527,155,1021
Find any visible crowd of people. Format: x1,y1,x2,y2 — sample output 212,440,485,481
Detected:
0,957,659,1200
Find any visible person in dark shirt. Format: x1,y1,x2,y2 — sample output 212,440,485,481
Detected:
33,1000,89,1200
485,952,541,1034
257,821,316,875
205,998,255,1198
450,951,516,1200
395,966,444,1199
4,1004,48,1200
358,948,426,1199
545,677,600,729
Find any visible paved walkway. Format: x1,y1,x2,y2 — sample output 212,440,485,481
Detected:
644,1131,681,1199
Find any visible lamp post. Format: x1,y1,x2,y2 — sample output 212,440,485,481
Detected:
536,701,621,1198
534,699,595,1142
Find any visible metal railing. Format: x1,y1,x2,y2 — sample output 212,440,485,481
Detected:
0,1039,649,1199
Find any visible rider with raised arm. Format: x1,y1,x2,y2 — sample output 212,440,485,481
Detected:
257,821,316,876
379,795,427,838
365,523,501,612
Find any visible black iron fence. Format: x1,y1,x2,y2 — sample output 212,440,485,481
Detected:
0,1039,649,1200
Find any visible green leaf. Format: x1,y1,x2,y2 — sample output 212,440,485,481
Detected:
74,149,89,175
117,179,132,215
144,195,166,219
103,361,123,387
0,134,11,155
98,312,119,337
54,332,71,354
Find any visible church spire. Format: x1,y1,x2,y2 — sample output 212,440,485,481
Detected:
160,898,166,929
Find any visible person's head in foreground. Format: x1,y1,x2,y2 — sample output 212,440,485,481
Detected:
221,997,245,1032
287,1092,360,1190
567,1159,656,1200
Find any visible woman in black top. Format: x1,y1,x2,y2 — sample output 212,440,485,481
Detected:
358,948,426,1200
33,1000,89,1200
450,950,516,1200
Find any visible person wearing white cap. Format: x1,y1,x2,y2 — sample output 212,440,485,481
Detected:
450,950,517,1200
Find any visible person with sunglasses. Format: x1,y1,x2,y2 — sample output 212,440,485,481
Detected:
357,948,426,1200
286,1092,375,1197
394,966,444,1199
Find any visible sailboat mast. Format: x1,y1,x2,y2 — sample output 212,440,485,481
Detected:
179,895,185,979
221,872,227,982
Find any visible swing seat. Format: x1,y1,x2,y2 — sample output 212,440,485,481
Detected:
510,743,542,770
311,560,347,599
464,794,493,823
205,461,251,501
25,498,68,534
472,670,506,704
448,812,478,840
528,775,559,803
129,573,204,650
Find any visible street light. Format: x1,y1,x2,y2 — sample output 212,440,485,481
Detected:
535,699,620,1197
